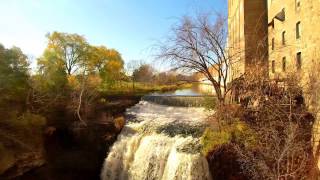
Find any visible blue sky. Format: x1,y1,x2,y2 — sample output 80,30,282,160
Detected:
0,0,227,66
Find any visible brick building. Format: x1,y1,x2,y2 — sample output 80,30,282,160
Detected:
228,0,320,81
228,0,320,169
228,0,268,80
268,0,320,82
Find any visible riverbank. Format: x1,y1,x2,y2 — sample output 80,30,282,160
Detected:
0,82,193,179
2,95,141,180
1,83,208,179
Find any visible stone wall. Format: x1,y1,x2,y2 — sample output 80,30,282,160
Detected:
228,0,268,80
268,0,320,81
267,0,320,168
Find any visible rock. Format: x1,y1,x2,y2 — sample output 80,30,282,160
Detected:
114,116,125,130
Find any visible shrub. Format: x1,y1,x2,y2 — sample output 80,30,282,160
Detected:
207,144,248,180
19,112,46,127
200,127,230,156
231,70,314,179
6,111,46,128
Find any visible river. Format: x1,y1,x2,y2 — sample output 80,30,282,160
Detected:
100,86,213,180
152,83,215,96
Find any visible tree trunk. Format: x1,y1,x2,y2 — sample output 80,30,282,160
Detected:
77,76,87,126
209,78,224,104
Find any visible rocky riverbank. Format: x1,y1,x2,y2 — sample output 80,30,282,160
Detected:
1,95,141,180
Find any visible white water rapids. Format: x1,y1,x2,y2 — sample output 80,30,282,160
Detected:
100,101,212,180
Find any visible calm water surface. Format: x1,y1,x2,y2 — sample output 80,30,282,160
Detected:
152,83,214,96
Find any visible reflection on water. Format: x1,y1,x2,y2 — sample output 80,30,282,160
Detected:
153,83,215,96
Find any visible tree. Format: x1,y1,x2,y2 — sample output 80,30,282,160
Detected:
72,46,124,126
37,32,91,125
132,64,154,83
88,46,123,73
305,58,320,177
125,60,143,90
36,31,125,126
153,71,179,85
158,14,231,103
230,69,314,179
89,46,124,86
37,49,68,92
38,31,89,76
0,44,29,103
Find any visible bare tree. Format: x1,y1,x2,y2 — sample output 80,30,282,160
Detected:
231,68,314,179
132,64,154,83
68,55,100,127
305,56,320,178
158,14,237,103
125,60,144,91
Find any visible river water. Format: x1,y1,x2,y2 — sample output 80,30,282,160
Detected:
152,83,214,96
100,88,213,180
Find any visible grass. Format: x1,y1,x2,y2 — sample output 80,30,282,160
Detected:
200,120,256,156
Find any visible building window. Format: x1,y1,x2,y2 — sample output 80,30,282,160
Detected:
282,57,286,72
296,0,301,11
272,60,275,73
282,31,286,45
296,0,301,7
296,21,301,39
271,38,275,50
296,52,302,70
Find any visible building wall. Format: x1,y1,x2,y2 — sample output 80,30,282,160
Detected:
229,0,320,169
268,0,320,82
244,0,268,70
268,0,320,169
228,0,268,80
228,0,245,79
229,0,320,81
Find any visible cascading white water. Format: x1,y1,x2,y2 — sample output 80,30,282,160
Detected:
101,101,212,180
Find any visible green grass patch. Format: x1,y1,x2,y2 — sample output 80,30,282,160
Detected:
200,120,256,156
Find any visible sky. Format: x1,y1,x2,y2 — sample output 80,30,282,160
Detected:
0,0,227,68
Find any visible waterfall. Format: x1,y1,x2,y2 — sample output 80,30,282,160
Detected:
101,101,212,180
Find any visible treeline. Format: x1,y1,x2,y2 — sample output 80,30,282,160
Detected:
132,64,196,85
1,31,193,124
0,31,193,176
0,31,197,129
0,43,46,176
